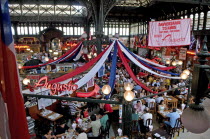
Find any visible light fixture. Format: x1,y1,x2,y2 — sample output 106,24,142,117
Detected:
94,53,97,57
26,48,30,51
49,50,53,52
18,64,22,69
124,90,135,101
30,50,33,53
183,69,190,76
181,104,210,133
87,55,92,59
166,60,170,64
180,73,188,80
23,78,30,85
124,82,133,91
53,52,58,55
177,60,183,65
102,85,111,95
172,61,177,66
54,57,57,60
45,57,49,62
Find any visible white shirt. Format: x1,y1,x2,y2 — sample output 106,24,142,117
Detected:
77,133,88,139
178,82,185,87
141,113,153,126
147,98,156,108
155,97,164,104
180,90,187,95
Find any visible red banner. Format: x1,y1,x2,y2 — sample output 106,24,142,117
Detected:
148,19,191,47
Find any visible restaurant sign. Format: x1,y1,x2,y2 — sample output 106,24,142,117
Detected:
34,76,78,95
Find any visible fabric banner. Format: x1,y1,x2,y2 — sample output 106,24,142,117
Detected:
49,42,112,84
179,48,187,60
106,43,118,99
21,42,82,69
148,19,191,47
118,41,181,79
117,45,154,93
98,64,105,77
74,41,115,88
87,77,95,88
0,0,30,138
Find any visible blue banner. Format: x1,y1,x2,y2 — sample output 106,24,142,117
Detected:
106,42,118,99
98,64,105,77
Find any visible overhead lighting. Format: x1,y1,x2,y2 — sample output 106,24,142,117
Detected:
166,60,170,64
124,90,135,101
124,82,133,91
45,57,49,62
177,60,183,65
53,52,58,55
102,85,111,95
183,69,190,76
23,78,30,85
49,50,53,52
180,73,188,80
172,61,177,66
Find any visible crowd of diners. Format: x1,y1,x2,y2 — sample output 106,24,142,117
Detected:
32,59,192,139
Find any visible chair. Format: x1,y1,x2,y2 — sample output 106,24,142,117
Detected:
130,120,140,139
148,102,156,115
168,118,184,137
104,120,111,138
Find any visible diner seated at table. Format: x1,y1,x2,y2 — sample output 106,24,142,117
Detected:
146,97,155,107
177,80,185,87
134,100,145,113
85,114,101,137
83,107,89,118
180,88,187,95
55,123,70,138
164,108,180,129
141,108,153,127
75,112,82,124
75,127,88,139
131,110,140,132
156,94,164,104
42,128,57,139
158,100,167,111
68,101,82,116
99,110,109,129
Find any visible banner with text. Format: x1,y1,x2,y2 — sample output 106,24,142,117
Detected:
148,19,191,47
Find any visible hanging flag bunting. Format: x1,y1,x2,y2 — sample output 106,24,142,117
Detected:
87,77,95,88
98,64,105,77
106,42,118,99
118,41,181,79
0,0,30,138
117,45,154,93
48,41,113,84
74,41,115,88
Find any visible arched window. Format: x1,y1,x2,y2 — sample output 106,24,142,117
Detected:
206,11,210,29
194,13,198,30
199,12,204,30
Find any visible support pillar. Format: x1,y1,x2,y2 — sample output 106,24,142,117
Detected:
122,102,132,137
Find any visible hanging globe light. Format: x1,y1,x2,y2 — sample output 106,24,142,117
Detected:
49,50,53,52
181,104,210,133
54,57,57,60
124,90,135,101
45,57,49,61
180,73,188,80
166,60,170,64
124,82,133,91
18,64,22,69
23,78,30,85
183,69,190,76
102,85,111,95
172,61,177,66
177,60,183,65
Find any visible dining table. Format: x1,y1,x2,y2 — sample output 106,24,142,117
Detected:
163,96,178,109
157,109,183,119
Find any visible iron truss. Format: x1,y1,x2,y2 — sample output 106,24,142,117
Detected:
8,0,87,23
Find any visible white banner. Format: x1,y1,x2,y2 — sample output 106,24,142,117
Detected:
179,48,187,60
148,19,191,47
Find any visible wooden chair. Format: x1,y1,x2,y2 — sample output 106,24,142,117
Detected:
130,120,140,139
148,102,156,115
168,118,184,137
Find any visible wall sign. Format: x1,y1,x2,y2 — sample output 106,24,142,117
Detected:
179,48,187,60
34,76,78,95
148,19,191,47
